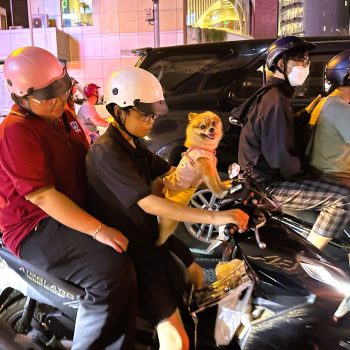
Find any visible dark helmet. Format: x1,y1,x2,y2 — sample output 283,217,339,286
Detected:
325,49,350,87
266,36,315,70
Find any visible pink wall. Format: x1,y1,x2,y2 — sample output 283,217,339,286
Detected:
28,0,184,95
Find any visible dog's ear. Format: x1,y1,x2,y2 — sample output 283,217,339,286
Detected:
188,112,197,123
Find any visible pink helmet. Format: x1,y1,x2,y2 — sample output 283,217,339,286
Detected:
4,46,71,100
84,83,100,98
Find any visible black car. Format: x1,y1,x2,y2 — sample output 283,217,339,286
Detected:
133,36,350,249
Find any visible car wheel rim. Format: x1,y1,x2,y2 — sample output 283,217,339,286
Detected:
184,189,220,243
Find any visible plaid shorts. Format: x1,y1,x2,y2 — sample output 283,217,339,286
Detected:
266,179,350,238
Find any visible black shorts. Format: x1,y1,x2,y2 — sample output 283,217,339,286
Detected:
132,244,187,325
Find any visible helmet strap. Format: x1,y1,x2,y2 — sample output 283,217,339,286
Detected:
107,103,138,139
275,53,292,87
16,95,35,116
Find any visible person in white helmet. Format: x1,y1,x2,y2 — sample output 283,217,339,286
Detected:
86,67,249,350
0,47,137,349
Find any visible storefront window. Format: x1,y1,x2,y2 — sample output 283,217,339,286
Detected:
61,0,93,27
186,0,250,43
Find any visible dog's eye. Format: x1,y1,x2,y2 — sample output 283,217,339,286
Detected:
212,121,217,127
200,125,206,130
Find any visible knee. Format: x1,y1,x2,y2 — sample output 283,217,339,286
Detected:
158,327,189,350
157,312,189,350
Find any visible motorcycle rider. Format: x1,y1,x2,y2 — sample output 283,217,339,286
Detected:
86,67,249,350
309,49,350,189
65,76,79,115
238,36,350,250
0,46,136,349
77,83,108,143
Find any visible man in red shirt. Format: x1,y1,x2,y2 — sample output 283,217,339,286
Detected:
0,46,136,349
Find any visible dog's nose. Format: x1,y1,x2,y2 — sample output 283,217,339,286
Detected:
209,127,215,133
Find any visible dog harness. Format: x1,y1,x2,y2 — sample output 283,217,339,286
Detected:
164,146,217,205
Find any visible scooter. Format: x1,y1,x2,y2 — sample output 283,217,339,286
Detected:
0,239,158,349
1,169,350,349
188,167,350,349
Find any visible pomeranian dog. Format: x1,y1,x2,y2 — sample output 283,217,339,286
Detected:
157,111,231,245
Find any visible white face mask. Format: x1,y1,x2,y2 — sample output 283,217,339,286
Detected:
287,65,310,86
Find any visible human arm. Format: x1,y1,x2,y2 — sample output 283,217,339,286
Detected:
294,94,323,118
90,105,108,127
305,94,323,115
138,194,248,231
27,187,128,253
294,94,323,127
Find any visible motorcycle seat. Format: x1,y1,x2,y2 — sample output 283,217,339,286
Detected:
282,209,350,243
282,208,318,225
0,243,85,299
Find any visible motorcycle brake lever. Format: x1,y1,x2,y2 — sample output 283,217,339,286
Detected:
251,226,266,250
249,213,267,249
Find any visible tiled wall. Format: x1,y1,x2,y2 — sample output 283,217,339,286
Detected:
28,0,184,95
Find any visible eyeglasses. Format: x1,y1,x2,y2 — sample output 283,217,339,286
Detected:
130,108,158,123
290,56,310,68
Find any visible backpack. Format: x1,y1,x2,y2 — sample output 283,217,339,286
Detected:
229,82,277,126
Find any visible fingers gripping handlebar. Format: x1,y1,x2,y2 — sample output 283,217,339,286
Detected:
225,164,271,249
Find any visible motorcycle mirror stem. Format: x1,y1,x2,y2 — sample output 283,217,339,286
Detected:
205,224,234,253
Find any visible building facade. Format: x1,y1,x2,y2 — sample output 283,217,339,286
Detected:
0,0,279,112
279,0,349,36
0,0,184,111
186,0,278,42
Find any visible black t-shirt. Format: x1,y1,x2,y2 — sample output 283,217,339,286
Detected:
86,124,194,266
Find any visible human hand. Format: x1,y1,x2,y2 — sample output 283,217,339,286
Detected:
95,225,129,253
305,94,322,114
151,177,165,197
216,209,249,232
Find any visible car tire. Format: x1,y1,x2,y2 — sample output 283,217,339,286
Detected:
173,188,225,258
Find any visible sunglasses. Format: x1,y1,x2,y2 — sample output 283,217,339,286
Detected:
26,90,70,106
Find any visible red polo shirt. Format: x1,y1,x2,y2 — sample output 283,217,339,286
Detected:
0,104,89,256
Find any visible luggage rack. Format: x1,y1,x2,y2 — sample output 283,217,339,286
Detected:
187,260,252,349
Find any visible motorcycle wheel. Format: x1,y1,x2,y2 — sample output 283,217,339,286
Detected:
0,291,50,349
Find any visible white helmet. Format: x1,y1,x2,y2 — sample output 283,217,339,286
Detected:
106,67,168,115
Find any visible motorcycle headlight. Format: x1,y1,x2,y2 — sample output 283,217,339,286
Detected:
300,262,350,295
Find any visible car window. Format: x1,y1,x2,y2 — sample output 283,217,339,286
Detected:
147,53,241,93
231,53,334,101
233,65,265,99
294,54,334,98
145,52,252,110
